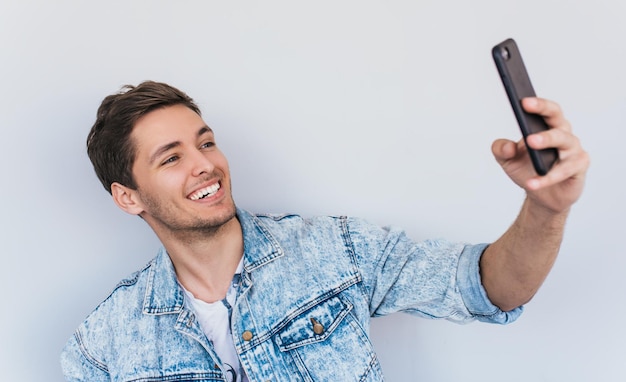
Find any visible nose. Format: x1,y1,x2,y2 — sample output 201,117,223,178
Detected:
189,148,215,177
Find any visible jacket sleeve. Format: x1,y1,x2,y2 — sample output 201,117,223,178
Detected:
60,330,110,382
345,217,522,324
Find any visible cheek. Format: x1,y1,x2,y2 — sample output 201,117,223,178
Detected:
215,153,231,173
138,170,186,198
159,171,187,192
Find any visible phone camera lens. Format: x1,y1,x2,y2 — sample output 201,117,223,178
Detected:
501,47,510,60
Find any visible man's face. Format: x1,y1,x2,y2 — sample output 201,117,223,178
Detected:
126,104,236,235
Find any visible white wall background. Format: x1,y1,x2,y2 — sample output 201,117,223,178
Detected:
1,1,624,381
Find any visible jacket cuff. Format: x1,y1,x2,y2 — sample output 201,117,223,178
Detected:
457,243,523,324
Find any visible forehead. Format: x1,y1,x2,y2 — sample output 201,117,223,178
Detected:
134,104,206,138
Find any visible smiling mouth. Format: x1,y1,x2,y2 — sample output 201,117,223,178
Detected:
189,182,221,201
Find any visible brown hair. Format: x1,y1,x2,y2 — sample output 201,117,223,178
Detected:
86,81,201,193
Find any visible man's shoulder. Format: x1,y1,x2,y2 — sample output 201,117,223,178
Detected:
245,210,349,228
105,258,156,301
244,211,346,237
241,209,390,242
81,258,156,327
61,254,183,375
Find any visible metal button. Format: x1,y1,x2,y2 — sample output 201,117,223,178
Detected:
310,318,324,335
242,330,253,341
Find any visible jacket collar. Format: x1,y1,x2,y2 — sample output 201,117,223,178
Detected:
142,208,283,314
237,208,283,271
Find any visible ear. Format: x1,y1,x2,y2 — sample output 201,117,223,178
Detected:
111,182,145,215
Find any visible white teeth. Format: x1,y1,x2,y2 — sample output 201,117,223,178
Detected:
189,183,220,200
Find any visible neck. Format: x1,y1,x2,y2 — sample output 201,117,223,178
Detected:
157,216,244,303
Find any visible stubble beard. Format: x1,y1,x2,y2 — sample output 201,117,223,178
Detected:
139,188,238,240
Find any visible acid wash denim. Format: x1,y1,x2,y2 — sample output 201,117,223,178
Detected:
61,209,522,381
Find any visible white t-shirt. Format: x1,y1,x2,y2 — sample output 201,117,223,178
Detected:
182,260,248,382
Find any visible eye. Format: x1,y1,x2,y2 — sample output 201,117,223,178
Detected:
161,155,179,166
200,141,215,149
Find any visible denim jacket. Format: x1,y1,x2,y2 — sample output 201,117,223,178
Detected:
61,209,521,381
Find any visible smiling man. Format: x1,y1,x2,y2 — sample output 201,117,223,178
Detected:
61,81,589,381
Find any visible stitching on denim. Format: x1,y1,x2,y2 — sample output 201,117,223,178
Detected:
74,329,109,374
127,372,223,381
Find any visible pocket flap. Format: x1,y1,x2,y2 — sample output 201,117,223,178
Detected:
275,296,353,351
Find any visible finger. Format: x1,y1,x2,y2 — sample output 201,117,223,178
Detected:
526,128,580,152
526,150,589,190
491,139,521,162
521,97,560,117
522,97,572,132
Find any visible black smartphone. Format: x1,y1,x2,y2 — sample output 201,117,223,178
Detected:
492,38,558,176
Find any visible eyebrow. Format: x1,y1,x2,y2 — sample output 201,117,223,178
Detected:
148,126,214,165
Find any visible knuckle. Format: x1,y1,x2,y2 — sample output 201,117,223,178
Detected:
581,150,591,167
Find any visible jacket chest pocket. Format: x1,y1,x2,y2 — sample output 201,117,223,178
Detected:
274,296,383,382
275,295,351,350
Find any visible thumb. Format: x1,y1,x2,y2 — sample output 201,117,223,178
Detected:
491,139,519,164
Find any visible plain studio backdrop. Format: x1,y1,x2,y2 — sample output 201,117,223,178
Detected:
1,1,624,381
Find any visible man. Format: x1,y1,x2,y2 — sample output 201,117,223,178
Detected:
61,81,589,381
